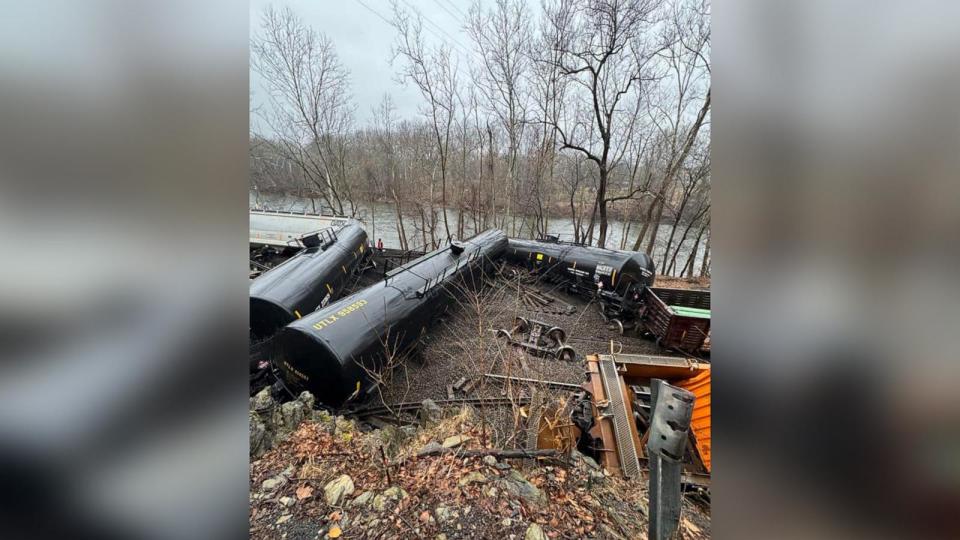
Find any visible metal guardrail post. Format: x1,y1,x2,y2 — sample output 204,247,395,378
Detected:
647,378,695,540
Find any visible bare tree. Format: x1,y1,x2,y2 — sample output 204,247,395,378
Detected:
249,1,710,277
251,5,357,215
392,1,459,243
660,148,709,274
467,0,532,236
537,0,666,248
635,0,711,255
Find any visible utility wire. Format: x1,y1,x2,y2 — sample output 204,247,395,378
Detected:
440,0,468,20
352,0,393,26
400,0,472,56
429,0,465,26
356,0,473,60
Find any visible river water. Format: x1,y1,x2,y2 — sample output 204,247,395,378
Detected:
250,190,708,275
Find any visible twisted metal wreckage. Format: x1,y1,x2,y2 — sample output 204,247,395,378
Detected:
249,214,711,531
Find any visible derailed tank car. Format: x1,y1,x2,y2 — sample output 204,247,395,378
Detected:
250,220,368,343
277,229,507,406
504,238,656,301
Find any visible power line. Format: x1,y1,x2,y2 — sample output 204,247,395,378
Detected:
440,0,468,20
400,0,471,56
352,0,393,26
352,0,475,62
429,0,465,26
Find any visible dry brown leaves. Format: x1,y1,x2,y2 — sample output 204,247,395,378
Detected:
295,485,313,500
252,417,706,540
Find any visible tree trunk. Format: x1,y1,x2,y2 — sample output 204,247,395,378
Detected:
392,172,408,250
487,124,495,230
683,221,706,278
596,167,609,248
584,191,599,246
666,219,693,276
633,197,657,252
440,157,451,242
645,197,665,259
699,233,711,277
661,215,682,274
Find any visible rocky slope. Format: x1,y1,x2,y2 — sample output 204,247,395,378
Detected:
250,390,710,539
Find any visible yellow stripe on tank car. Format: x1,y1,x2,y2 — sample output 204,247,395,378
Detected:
326,283,333,293
611,269,617,286
294,310,302,319
342,265,347,274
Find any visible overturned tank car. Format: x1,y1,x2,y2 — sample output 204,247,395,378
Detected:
249,220,368,343
277,229,508,406
504,238,655,301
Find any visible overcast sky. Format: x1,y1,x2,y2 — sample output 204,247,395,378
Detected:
249,0,478,129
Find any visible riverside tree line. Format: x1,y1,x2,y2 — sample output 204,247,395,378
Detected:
251,0,710,277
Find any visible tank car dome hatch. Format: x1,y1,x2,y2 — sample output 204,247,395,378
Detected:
249,220,368,345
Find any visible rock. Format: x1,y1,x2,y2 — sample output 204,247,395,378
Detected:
419,399,443,425
483,486,498,498
281,465,295,477
276,513,292,524
417,441,445,456
261,476,284,492
312,409,333,424
385,486,408,499
572,450,601,471
441,434,473,449
279,496,295,507
333,416,355,433
252,388,274,411
280,401,306,431
458,471,488,487
495,462,512,470
250,412,272,459
297,391,315,411
498,470,547,507
323,475,355,506
434,505,454,523
501,517,512,527
524,523,546,540
371,487,406,512
351,491,374,507
483,455,498,467
589,469,606,483
378,424,409,455
436,535,447,540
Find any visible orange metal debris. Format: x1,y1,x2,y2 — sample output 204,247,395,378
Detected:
674,368,711,472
